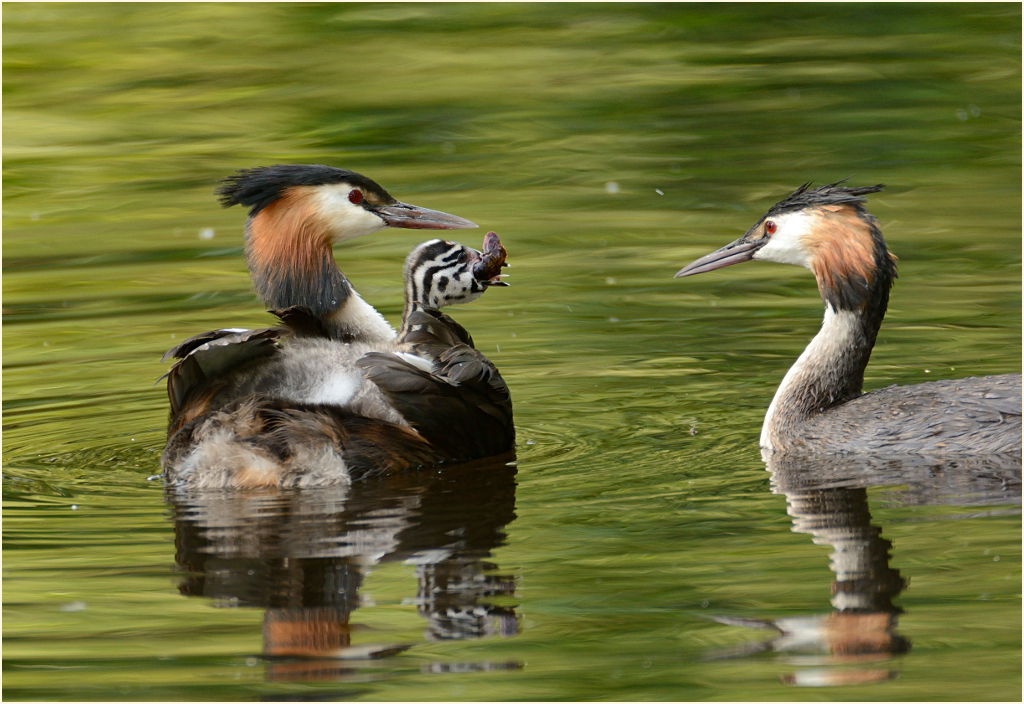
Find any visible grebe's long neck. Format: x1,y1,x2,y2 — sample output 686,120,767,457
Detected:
760,302,882,449
244,192,394,343
399,301,424,340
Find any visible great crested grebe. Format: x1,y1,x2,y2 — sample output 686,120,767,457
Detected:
675,181,1021,456
218,164,478,343
160,168,513,489
162,232,512,488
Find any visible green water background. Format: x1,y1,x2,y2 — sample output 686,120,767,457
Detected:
4,3,1021,700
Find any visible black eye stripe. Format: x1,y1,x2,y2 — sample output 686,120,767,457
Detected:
413,243,451,266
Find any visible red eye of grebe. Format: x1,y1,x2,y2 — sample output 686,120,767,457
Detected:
765,220,777,235
348,189,363,204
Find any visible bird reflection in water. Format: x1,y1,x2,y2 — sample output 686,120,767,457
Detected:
168,455,521,682
706,453,1021,687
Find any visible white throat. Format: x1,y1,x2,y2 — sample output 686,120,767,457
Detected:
326,290,397,344
760,305,861,449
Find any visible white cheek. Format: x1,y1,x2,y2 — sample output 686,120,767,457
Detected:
315,185,387,242
752,211,814,268
332,291,396,343
429,282,444,308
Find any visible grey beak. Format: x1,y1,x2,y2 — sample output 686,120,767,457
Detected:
674,238,762,278
374,202,478,230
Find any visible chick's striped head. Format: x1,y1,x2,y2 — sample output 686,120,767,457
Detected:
404,233,508,310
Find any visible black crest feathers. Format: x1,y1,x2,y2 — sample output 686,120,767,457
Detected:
766,179,885,218
217,164,396,217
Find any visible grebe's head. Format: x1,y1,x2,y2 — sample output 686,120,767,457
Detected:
675,181,896,311
405,231,509,311
219,164,478,243
218,165,479,314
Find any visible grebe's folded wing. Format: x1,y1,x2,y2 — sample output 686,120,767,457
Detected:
400,307,475,351
160,327,284,415
162,327,282,363
357,345,514,460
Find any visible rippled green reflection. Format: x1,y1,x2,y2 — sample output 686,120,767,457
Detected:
4,3,1021,701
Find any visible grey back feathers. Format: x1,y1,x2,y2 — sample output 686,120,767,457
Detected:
794,374,1022,455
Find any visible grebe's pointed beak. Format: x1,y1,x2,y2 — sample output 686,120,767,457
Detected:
373,202,478,230
674,237,762,278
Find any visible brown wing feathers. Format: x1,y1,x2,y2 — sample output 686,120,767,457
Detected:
402,308,475,348
162,308,321,419
162,327,283,417
254,403,449,479
357,344,515,461
162,397,449,484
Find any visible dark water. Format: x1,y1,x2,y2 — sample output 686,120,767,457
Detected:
3,4,1021,700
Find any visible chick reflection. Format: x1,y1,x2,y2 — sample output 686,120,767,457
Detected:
708,453,1021,687
170,456,519,681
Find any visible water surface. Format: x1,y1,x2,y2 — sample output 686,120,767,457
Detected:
4,4,1021,700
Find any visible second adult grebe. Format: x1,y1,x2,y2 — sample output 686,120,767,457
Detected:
674,182,1021,456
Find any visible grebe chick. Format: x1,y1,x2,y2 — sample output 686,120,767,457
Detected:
395,231,509,358
218,164,478,343
161,233,513,489
674,181,1021,456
